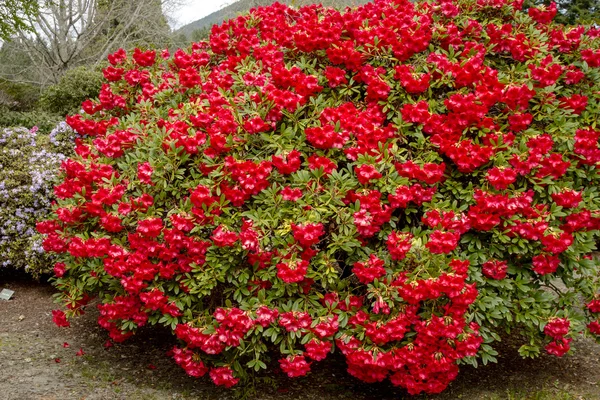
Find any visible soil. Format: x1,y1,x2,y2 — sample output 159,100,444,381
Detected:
1,275,600,400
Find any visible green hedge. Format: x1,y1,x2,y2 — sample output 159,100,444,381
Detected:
40,66,103,116
0,108,62,133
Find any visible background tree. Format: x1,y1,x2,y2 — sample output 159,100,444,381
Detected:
0,0,38,41
554,0,599,25
11,0,174,84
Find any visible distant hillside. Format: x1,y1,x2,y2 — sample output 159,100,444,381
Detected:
176,0,373,39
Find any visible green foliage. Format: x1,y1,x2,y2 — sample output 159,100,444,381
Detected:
0,0,38,41
0,108,62,133
555,0,600,25
0,78,40,111
39,66,104,116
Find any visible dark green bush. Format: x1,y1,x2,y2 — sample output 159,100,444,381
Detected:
0,78,41,111
0,108,62,133
40,66,103,116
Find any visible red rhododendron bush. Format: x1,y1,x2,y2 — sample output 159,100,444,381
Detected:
38,0,600,395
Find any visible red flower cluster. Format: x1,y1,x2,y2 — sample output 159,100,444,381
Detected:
279,355,311,378
543,318,571,357
482,260,508,280
52,310,70,328
531,254,560,275
340,265,481,395
277,259,309,283
210,366,239,388
291,223,324,248
353,254,387,284
386,231,413,261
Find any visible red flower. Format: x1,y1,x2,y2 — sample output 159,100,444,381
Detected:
355,164,382,185
255,306,279,327
394,65,431,94
304,339,332,361
386,231,413,261
107,48,126,65
482,260,508,280
528,2,557,25
388,186,414,208
396,161,445,185
305,125,349,149
353,254,386,284
172,347,208,377
100,213,123,233
211,225,238,247
137,162,154,185
132,48,156,67
541,231,573,254
565,67,585,84
52,310,70,328
486,167,517,190
545,337,571,357
291,222,324,248
324,66,348,87
281,186,303,201
508,113,533,132
426,231,461,254
551,189,582,208
137,218,163,238
278,311,312,332
279,355,311,378
209,366,239,388
190,184,217,208
587,300,600,313
140,289,168,311
178,67,202,88
277,260,309,283
559,94,588,115
272,150,302,175
170,213,195,232
544,317,570,339
450,259,470,275
312,315,339,338
536,153,571,179
244,116,271,134
532,254,560,275
53,262,66,278
588,321,600,335
307,155,337,175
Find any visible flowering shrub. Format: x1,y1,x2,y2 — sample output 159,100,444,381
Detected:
41,0,600,395
1,122,74,276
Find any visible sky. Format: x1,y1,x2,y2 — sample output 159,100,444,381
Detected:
170,0,236,29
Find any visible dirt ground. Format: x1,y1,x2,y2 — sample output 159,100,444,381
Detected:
2,276,600,400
